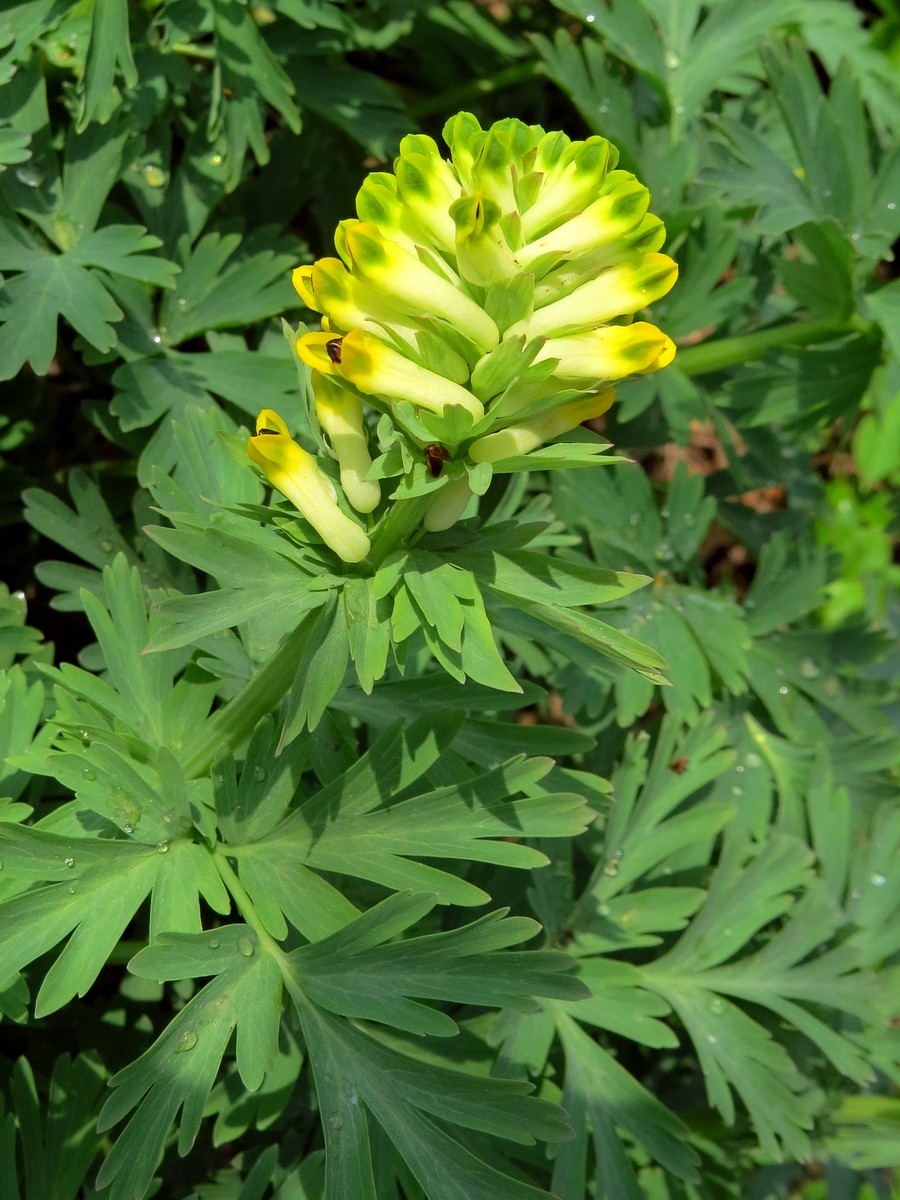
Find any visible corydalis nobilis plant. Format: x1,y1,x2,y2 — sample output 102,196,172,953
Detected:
248,113,677,558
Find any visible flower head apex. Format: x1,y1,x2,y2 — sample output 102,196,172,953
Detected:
295,113,677,460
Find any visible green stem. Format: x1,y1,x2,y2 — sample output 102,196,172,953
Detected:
170,41,216,60
406,61,544,120
675,316,858,377
181,618,313,779
366,494,434,568
213,852,285,960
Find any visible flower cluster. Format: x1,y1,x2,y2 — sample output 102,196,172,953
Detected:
248,113,677,560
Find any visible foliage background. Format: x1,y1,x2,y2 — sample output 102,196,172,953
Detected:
0,1,898,1199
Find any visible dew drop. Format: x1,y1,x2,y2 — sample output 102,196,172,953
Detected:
63,856,75,868
150,329,163,345
329,1114,344,1129
735,765,745,774
238,935,254,957
122,820,133,835
80,729,90,740
799,658,820,680
628,513,639,526
709,996,724,1014
707,1034,717,1043
176,296,188,309
253,765,266,782
15,163,43,188
142,163,167,188
176,1030,198,1053
81,766,96,781
603,858,620,877
68,885,76,895
870,873,886,887
585,12,596,22
597,903,610,916
208,152,224,166
731,786,743,797
778,686,789,696
888,201,896,211
665,51,680,70
208,938,220,949
156,841,169,853
745,753,762,768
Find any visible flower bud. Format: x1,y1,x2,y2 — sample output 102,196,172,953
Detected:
247,410,370,563
469,388,616,463
312,375,381,514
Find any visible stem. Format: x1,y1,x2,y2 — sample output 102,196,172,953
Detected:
406,61,544,120
214,852,285,959
675,316,858,377
181,618,313,779
366,494,434,568
170,42,216,60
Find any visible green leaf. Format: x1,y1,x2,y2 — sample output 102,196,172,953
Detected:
8,1054,107,1200
77,0,138,130
291,893,587,1037
239,740,593,908
97,927,282,1200
492,592,669,684
294,999,571,1200
554,1012,699,1194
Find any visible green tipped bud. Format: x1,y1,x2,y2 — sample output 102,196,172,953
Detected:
450,193,518,287
395,154,458,253
514,253,678,340
534,323,674,383
516,174,651,270
521,137,614,240
312,374,381,514
468,388,616,463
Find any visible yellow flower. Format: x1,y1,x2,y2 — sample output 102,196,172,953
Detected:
247,410,370,563
469,388,616,463
312,374,381,514
288,112,679,530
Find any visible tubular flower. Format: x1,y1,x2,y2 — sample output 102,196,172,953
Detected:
294,113,677,464
247,410,371,564
312,374,381,514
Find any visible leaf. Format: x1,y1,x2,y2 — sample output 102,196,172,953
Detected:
293,998,571,1200
238,729,594,908
8,1053,107,1200
0,834,162,1016
97,927,282,1200
77,0,138,130
641,832,876,1158
290,893,587,1037
492,592,669,685
553,1012,699,1196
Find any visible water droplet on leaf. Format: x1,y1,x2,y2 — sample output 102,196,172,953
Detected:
63,856,75,868
15,164,43,188
238,935,254,957
870,873,886,887
142,163,167,188
156,841,169,853
176,1030,198,1053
